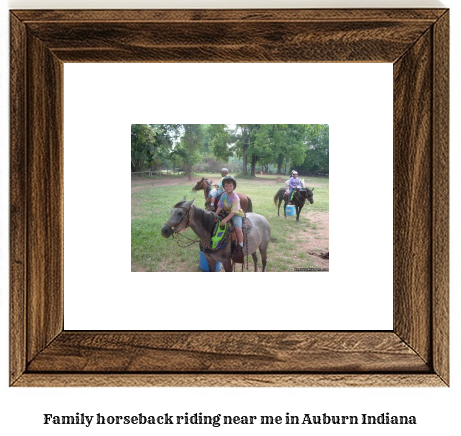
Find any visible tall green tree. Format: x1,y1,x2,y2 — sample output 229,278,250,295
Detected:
233,124,310,176
207,124,233,162
299,124,329,175
233,124,254,176
170,124,204,180
131,124,155,172
273,124,309,174
131,124,179,172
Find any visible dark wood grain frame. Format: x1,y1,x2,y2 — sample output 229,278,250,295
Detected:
10,9,449,387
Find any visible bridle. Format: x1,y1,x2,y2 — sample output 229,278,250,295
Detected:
164,204,209,248
165,205,192,233
293,189,313,203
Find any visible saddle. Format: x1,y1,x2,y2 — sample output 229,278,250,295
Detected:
285,187,305,201
228,215,253,264
202,213,252,264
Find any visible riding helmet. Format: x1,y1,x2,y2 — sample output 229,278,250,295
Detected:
221,175,237,188
221,168,229,174
292,170,298,175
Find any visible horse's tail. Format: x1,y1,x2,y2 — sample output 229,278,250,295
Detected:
246,196,253,213
274,191,280,209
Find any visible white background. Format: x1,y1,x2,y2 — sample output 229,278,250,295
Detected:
1,1,459,436
63,63,392,330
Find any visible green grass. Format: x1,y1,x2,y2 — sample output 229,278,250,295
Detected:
131,173,329,272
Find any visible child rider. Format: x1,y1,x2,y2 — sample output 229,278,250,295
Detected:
209,168,229,208
215,176,244,262
288,170,302,204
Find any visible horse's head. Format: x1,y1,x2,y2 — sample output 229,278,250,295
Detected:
161,198,195,238
299,187,314,204
192,178,205,192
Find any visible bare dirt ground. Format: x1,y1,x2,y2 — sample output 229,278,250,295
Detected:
131,175,192,192
131,174,325,191
293,210,329,270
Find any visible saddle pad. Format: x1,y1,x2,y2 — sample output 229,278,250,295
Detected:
211,220,228,250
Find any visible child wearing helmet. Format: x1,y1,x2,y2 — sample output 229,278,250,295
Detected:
287,170,302,204
215,176,245,261
209,168,229,208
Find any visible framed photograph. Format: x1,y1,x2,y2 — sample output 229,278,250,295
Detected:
10,9,449,386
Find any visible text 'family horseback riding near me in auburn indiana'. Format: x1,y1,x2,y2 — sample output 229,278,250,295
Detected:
43,412,417,427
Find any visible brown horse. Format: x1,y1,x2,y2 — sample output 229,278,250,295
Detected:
192,177,253,213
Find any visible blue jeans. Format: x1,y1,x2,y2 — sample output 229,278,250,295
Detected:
210,188,223,198
231,215,243,228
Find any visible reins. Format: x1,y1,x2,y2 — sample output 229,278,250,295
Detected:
165,206,205,248
293,189,312,204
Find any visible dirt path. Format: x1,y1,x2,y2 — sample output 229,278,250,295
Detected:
296,210,329,269
131,176,191,192
131,175,326,192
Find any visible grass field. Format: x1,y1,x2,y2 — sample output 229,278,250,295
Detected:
131,173,329,272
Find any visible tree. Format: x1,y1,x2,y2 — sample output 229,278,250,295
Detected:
131,124,179,172
233,124,310,176
206,124,233,162
131,124,155,172
273,125,309,174
170,124,204,180
233,124,260,176
299,124,329,175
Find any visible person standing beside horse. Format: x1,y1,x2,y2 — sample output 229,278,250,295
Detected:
209,168,229,209
215,176,245,263
287,170,302,204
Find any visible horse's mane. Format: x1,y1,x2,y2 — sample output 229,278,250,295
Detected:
173,200,217,230
193,205,217,230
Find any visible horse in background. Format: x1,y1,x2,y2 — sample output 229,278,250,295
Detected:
192,177,253,213
274,186,314,221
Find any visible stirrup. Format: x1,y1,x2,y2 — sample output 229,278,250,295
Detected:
232,245,244,263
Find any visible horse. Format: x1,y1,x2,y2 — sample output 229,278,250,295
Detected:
161,198,271,272
274,186,314,221
192,177,253,213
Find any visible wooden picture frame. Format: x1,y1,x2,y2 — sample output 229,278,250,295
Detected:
10,9,449,387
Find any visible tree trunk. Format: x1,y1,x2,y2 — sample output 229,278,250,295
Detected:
277,158,283,174
250,155,257,177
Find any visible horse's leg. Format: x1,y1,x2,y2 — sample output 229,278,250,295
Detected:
259,247,268,272
284,199,287,218
206,258,218,272
222,259,233,272
251,252,258,272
